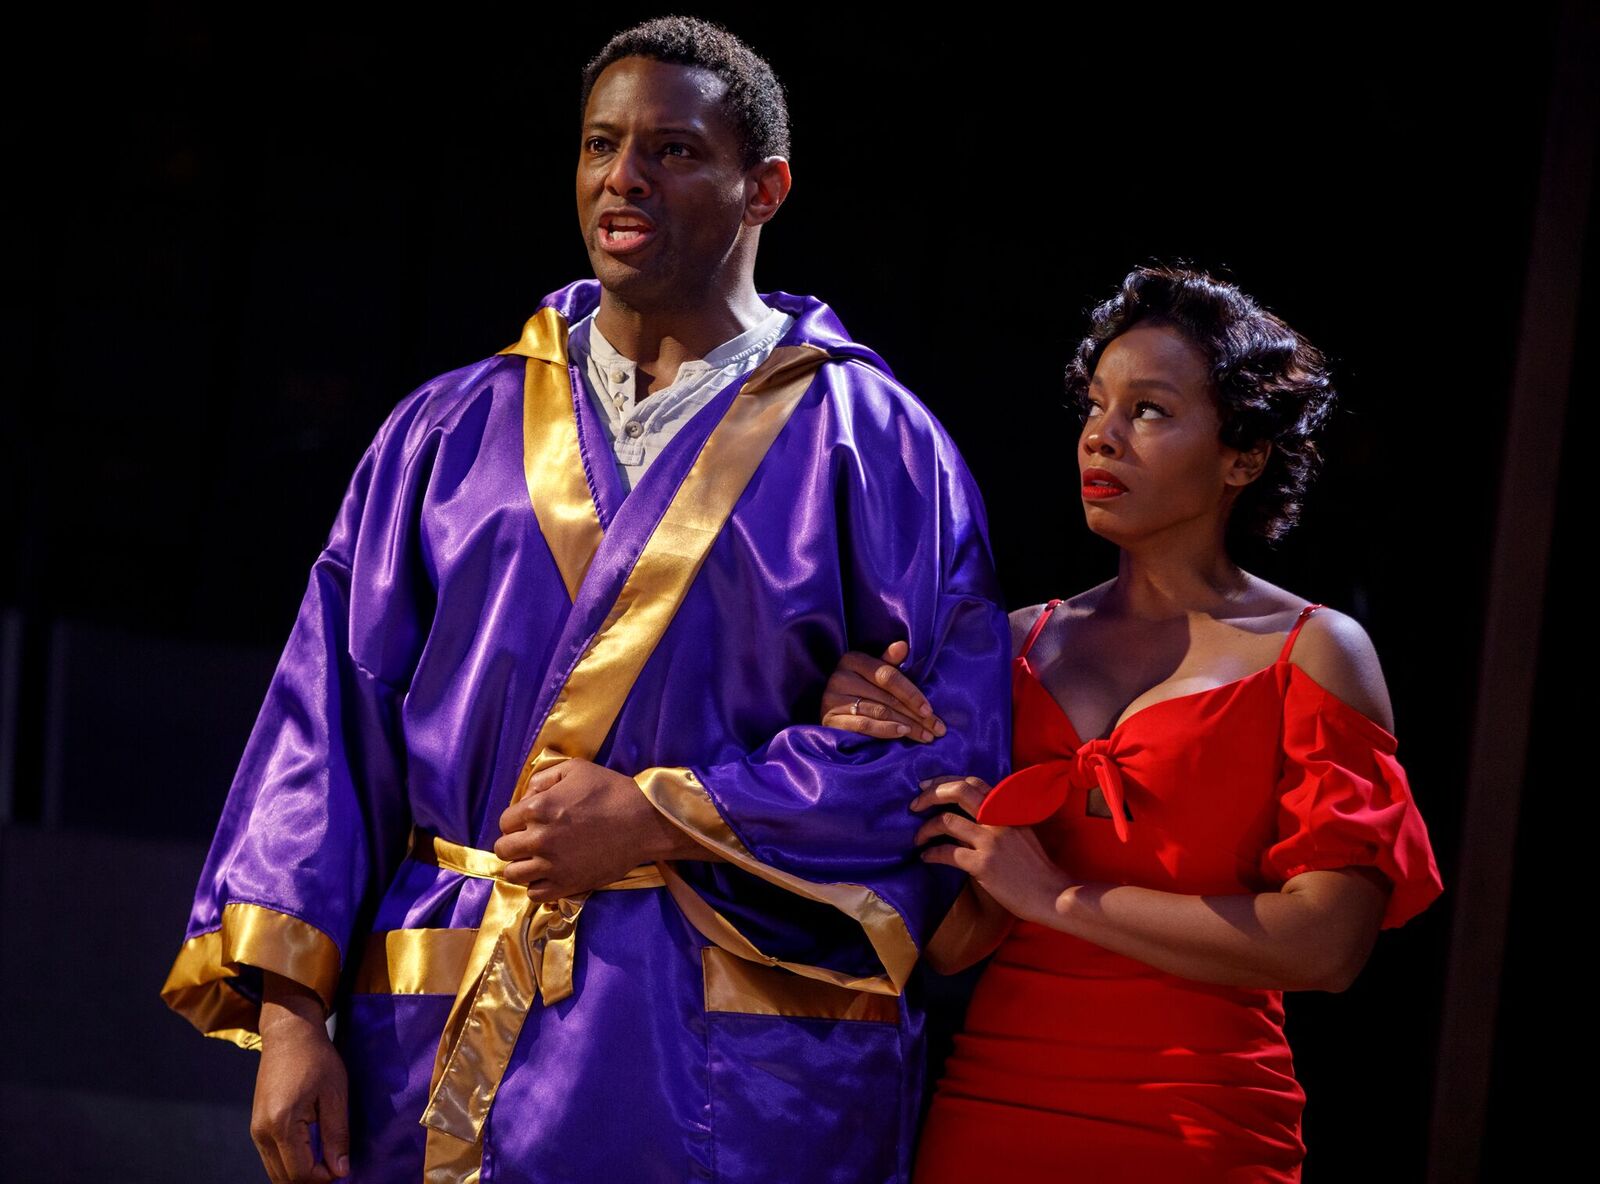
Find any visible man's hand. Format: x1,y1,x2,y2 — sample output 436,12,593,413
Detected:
494,758,713,900
252,973,349,1184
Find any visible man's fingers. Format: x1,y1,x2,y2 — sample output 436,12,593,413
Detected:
318,1087,351,1180
526,761,576,795
501,857,554,887
493,825,548,863
271,1121,316,1184
492,828,533,862
497,799,525,837
497,764,576,833
253,1134,290,1184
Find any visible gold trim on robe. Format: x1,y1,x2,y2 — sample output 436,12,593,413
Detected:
635,766,918,995
500,307,605,603
701,946,900,1023
513,345,828,780
410,828,513,881
159,902,343,1050
498,306,567,364
422,343,827,1179
409,827,666,890
354,929,480,996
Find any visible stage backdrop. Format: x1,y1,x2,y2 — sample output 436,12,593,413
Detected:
0,4,1580,1180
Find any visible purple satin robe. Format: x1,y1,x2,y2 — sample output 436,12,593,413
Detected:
170,279,1013,1182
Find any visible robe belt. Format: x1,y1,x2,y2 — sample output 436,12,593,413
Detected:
411,827,664,1143
409,828,666,894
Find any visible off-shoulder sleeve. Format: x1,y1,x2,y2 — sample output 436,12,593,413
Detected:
1260,667,1444,929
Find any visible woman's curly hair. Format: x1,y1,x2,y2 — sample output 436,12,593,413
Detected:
1064,266,1337,546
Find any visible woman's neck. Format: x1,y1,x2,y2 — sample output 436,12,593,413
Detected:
1107,539,1253,621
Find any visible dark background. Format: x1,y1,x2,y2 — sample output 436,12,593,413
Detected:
0,3,1583,1180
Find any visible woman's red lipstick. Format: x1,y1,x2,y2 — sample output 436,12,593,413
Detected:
1082,467,1128,499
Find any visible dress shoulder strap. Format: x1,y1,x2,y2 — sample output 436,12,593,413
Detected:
1277,603,1326,664
1020,599,1064,660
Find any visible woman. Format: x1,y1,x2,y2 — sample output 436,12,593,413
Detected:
820,266,1443,1182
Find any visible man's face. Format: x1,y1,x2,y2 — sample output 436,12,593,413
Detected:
577,57,756,309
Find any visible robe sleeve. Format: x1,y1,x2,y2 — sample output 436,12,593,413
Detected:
634,376,1013,994
1259,668,1444,930
161,401,434,1047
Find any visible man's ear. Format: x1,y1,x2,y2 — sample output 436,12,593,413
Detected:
1226,440,1272,487
744,158,792,227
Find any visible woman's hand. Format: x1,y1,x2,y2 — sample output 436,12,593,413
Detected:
912,775,1075,927
818,640,945,742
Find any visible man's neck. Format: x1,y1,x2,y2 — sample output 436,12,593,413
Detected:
593,286,775,395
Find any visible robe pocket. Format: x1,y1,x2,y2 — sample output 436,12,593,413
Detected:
701,945,900,1022
702,949,905,1183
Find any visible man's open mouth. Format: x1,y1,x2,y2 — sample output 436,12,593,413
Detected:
598,210,657,253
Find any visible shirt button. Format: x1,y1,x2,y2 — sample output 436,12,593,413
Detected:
624,420,644,439
610,370,628,385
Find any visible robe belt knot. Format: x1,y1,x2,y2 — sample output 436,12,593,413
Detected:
411,828,664,1142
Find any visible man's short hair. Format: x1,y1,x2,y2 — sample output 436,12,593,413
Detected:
581,16,792,169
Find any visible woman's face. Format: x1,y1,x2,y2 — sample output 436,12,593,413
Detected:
1077,323,1265,548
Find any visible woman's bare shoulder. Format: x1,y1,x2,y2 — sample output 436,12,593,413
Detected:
1008,584,1112,656
1287,605,1396,732
1007,605,1047,657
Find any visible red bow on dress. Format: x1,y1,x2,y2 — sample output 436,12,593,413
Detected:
976,739,1131,842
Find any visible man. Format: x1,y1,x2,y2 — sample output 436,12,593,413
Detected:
163,17,1011,1183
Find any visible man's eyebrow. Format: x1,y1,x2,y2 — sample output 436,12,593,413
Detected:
581,120,709,138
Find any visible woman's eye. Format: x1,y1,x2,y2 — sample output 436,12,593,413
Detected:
1134,401,1171,420
662,142,691,157
1085,402,1103,417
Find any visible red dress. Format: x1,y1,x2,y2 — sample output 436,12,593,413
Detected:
914,602,1443,1183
